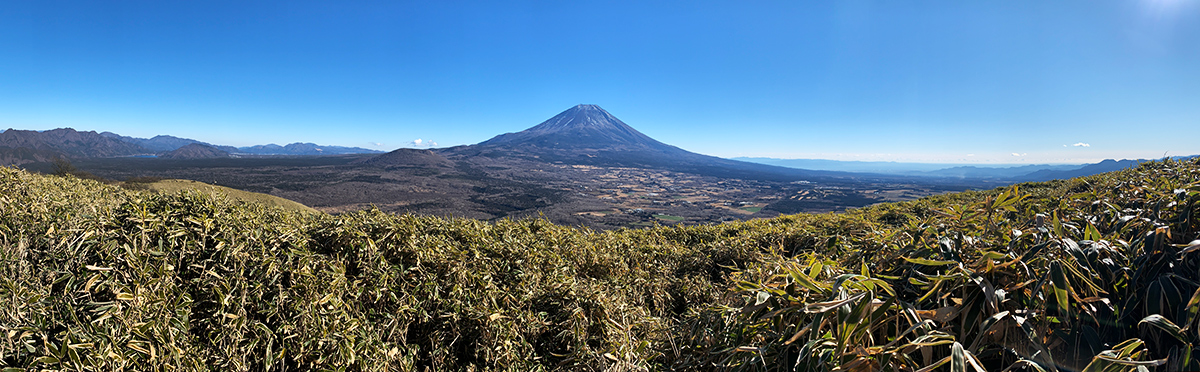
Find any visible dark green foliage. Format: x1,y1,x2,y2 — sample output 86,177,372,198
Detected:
2,159,1199,371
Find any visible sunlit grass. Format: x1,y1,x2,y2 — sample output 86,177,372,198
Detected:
2,158,1199,370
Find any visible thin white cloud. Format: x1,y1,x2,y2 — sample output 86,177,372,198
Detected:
1072,142,1090,147
1011,153,1026,157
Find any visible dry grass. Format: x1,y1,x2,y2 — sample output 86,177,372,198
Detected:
145,179,319,214
2,158,1199,371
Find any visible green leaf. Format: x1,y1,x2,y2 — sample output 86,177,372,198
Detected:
1188,286,1200,329
1085,222,1102,241
788,270,828,293
1093,355,1167,366
1139,314,1187,344
978,251,1007,260
915,356,951,372
1082,338,1165,372
1111,338,1145,358
1049,262,1072,320
904,257,959,266
34,356,59,364
804,292,866,313
1053,211,1066,237
951,342,967,372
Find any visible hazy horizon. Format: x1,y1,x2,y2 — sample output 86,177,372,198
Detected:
3,1,1197,164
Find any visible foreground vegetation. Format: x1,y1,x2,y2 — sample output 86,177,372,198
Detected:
1,159,1198,371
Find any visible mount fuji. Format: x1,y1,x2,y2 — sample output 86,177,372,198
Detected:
436,104,827,181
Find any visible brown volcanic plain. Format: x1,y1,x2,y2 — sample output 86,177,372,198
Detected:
45,105,981,229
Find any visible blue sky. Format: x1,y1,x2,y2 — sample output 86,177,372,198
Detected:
2,1,1197,163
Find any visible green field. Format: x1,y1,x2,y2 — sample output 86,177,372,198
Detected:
653,214,685,222
740,206,763,213
3,159,1199,371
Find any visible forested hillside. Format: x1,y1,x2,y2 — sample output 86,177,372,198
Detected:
2,159,1198,371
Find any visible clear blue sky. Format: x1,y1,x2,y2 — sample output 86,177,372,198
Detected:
2,1,1197,163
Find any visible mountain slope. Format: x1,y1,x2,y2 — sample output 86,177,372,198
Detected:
1016,159,1148,181
144,178,318,214
440,104,832,181
0,146,65,166
236,142,383,155
352,148,454,168
159,143,231,159
100,132,239,153
1,128,150,158
99,131,379,155
478,104,671,150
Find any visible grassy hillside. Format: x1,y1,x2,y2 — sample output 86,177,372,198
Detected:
143,179,319,214
1,159,1198,371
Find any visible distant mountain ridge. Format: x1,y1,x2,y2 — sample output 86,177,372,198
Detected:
479,104,671,150
99,132,239,153
1,128,382,166
734,157,1079,176
1,127,147,159
101,131,382,155
437,104,830,181
736,156,1194,182
159,143,231,159
235,142,383,156
1014,159,1151,182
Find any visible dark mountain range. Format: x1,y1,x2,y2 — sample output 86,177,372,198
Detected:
918,164,1081,179
1,128,150,158
741,155,1176,182
735,157,1081,178
734,158,961,174
237,143,383,156
159,143,231,160
0,129,381,166
101,132,380,155
438,104,831,181
100,132,239,153
1014,159,1149,182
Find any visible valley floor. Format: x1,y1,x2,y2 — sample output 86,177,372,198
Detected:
57,155,971,229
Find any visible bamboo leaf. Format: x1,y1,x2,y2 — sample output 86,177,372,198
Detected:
1184,287,1200,329
951,342,967,372
1139,315,1187,344
804,292,866,313
1050,262,1072,321
915,356,951,372
905,257,959,266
